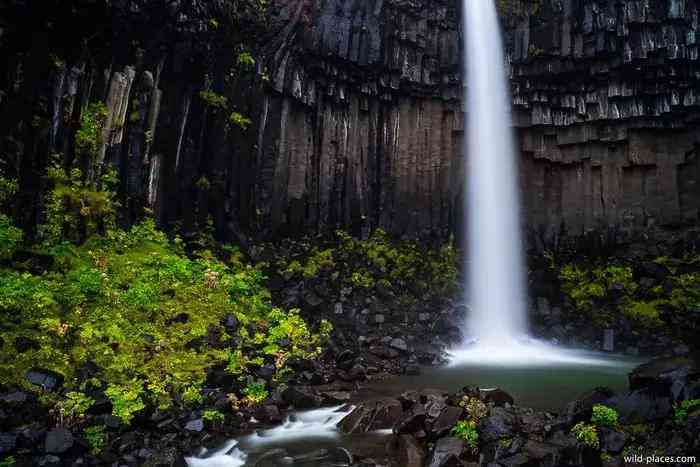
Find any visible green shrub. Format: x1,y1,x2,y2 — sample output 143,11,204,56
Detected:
674,399,700,425
0,215,22,261
57,391,95,425
451,420,478,452
0,456,16,467
571,422,599,449
591,404,619,428
229,112,252,130
242,382,268,406
76,102,108,161
84,425,106,455
203,409,225,423
199,90,228,111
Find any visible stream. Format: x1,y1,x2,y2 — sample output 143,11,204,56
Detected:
185,351,641,466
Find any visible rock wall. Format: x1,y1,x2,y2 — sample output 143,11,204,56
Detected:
1,0,699,245
506,0,700,248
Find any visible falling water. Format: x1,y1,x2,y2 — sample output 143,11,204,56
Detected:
463,0,526,344
451,0,614,366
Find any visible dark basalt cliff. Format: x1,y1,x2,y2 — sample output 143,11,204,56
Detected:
1,0,699,245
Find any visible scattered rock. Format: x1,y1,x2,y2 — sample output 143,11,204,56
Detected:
428,406,463,439
26,369,64,391
374,314,385,324
282,386,320,409
394,404,426,435
480,387,515,407
426,437,464,467
389,338,408,352
600,428,627,453
184,418,204,432
44,427,73,454
393,434,425,467
0,432,17,454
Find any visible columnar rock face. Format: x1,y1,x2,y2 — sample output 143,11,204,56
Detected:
263,0,700,244
258,0,463,237
504,0,700,247
1,0,698,245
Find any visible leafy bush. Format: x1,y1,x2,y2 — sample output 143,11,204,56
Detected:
591,404,619,428
571,422,599,449
56,391,95,425
76,102,108,161
0,456,16,467
199,90,228,111
275,229,458,308
39,160,119,245
84,425,106,455
674,399,700,425
229,111,252,130
242,382,268,406
451,420,479,452
203,409,225,423
0,219,330,425
0,215,22,261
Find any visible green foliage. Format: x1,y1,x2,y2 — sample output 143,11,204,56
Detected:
203,409,225,423
242,381,268,406
236,51,256,69
622,300,663,329
84,425,106,455
57,391,95,425
105,380,146,424
0,456,16,467
275,230,458,308
591,404,619,428
674,399,700,425
0,215,22,261
0,218,329,425
560,264,636,311
76,102,108,161
571,422,599,449
0,174,18,205
451,420,479,452
39,159,119,245
228,111,252,130
199,90,228,111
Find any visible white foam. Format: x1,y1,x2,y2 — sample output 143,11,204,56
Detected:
449,337,626,367
184,405,352,466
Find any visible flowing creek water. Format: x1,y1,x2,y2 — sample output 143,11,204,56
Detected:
186,353,641,466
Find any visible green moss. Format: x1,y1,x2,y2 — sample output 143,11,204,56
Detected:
571,422,599,449
76,102,108,161
228,111,252,130
203,409,225,423
0,217,331,425
591,404,619,428
199,90,228,111
674,399,700,425
451,420,479,452
84,425,106,455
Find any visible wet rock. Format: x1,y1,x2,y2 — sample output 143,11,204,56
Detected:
606,387,673,424
38,455,62,465
0,391,27,404
480,388,515,407
45,427,73,454
26,368,64,391
565,387,615,424
336,349,356,370
303,291,323,308
184,418,204,432
389,338,408,353
322,391,351,404
282,386,320,409
256,364,276,381
600,428,627,453
223,314,238,331
426,437,465,467
428,406,463,439
404,364,421,375
393,434,424,467
339,398,403,433
373,314,385,324
522,440,563,466
256,404,283,424
0,432,17,454
369,345,399,359
479,407,516,443
418,313,431,322
394,404,426,435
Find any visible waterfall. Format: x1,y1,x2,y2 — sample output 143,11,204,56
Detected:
452,0,611,366
463,0,527,344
